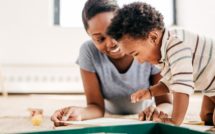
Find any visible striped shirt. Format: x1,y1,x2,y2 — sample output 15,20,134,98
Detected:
159,28,215,96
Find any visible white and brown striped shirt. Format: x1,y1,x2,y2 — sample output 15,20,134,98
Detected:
159,28,215,96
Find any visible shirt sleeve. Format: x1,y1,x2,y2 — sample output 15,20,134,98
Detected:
76,41,96,73
161,38,194,95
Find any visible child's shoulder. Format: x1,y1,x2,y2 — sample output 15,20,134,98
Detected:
168,27,190,39
167,27,213,41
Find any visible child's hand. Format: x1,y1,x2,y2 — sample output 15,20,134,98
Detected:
131,89,151,103
151,112,178,125
51,106,82,127
138,106,168,121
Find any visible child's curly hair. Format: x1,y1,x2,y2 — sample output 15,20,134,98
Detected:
107,2,164,41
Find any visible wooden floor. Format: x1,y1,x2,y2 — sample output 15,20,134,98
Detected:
0,93,203,133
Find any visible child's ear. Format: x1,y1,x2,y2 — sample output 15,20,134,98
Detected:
149,31,158,44
149,31,158,45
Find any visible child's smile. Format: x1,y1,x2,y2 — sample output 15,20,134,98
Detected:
118,34,162,65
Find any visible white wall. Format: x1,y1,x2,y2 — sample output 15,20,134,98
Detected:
0,0,89,64
177,0,215,37
0,0,89,93
0,0,215,93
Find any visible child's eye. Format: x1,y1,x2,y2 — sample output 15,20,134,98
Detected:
133,53,139,57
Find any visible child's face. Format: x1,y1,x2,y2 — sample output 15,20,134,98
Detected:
118,34,160,64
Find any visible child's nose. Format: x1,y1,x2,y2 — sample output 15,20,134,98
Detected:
135,57,142,63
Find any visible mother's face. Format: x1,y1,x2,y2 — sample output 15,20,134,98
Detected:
87,12,125,59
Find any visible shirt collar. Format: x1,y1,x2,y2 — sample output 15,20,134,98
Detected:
159,28,170,63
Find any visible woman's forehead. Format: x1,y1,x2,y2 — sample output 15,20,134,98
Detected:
87,12,114,34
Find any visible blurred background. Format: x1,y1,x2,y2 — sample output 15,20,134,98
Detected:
0,0,214,94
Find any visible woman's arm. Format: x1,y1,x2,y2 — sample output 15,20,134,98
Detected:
51,69,105,126
78,69,105,120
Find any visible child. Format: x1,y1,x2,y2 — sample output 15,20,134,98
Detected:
107,2,215,125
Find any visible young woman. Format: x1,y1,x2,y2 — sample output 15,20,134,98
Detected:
51,0,172,127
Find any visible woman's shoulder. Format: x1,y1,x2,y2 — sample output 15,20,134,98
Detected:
78,40,104,63
80,40,99,54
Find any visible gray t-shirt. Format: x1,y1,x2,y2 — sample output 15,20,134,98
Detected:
76,40,160,114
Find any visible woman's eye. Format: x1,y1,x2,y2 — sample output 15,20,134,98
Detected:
97,37,105,43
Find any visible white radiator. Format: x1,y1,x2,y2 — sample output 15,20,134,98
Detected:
0,64,83,93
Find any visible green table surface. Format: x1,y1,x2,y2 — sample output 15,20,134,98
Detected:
24,122,211,134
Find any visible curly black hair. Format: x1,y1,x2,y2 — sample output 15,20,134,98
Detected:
107,2,164,41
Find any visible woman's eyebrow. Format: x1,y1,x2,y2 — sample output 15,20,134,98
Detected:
92,33,102,36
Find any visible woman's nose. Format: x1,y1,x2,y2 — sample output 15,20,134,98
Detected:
106,38,117,50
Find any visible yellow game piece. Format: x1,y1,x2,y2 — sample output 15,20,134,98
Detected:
31,114,43,126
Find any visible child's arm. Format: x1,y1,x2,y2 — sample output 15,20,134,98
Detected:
131,82,189,125
153,92,189,125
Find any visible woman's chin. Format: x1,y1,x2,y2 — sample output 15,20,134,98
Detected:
150,60,159,65
108,53,125,59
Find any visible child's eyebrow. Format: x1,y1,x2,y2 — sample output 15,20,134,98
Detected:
129,51,135,55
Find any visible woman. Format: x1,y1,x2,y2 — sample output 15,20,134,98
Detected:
51,0,172,127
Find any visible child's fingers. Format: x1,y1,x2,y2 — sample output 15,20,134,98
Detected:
158,111,168,119
138,112,145,121
131,93,139,103
131,90,149,103
152,109,161,122
160,118,175,124
158,111,163,118
145,106,155,121
137,96,146,102
144,110,150,121
137,90,151,102
131,93,135,103
139,106,152,121
135,95,142,103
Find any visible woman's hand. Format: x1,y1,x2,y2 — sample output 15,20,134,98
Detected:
51,106,83,127
138,106,168,121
